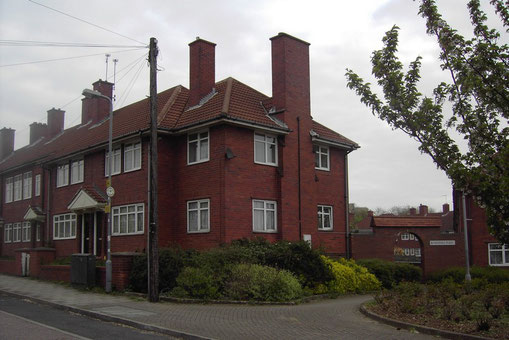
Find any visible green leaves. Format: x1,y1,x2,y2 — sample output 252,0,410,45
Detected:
346,0,509,243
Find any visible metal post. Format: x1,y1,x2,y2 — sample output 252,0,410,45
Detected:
462,192,472,282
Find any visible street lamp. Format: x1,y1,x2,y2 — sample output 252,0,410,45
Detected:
82,88,114,293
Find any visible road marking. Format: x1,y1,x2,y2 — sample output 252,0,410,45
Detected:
0,309,93,340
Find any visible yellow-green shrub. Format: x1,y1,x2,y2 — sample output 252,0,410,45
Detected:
321,256,381,295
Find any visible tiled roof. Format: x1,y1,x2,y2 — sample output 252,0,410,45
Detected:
1,77,357,172
373,216,442,228
311,120,359,149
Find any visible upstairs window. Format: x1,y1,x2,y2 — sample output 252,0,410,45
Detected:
253,199,277,232
317,205,333,230
23,172,32,199
13,175,22,201
56,164,69,187
71,160,84,184
254,133,277,166
188,131,209,165
5,177,13,203
314,145,329,170
124,142,142,172
105,148,121,176
187,199,210,233
35,174,41,197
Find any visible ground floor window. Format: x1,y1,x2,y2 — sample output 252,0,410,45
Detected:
317,205,333,230
13,223,21,242
187,199,210,233
489,243,509,266
4,224,12,243
252,199,277,232
112,203,144,235
53,213,77,240
22,222,31,242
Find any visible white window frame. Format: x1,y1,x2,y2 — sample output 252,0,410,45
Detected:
5,177,13,203
35,174,41,197
415,248,421,257
70,159,84,184
404,248,410,256
4,224,12,243
318,205,333,230
252,199,277,233
187,131,209,165
23,172,32,199
22,222,31,242
187,199,210,233
105,148,121,176
409,233,415,240
13,223,21,242
254,132,278,166
112,203,144,235
13,174,22,201
401,233,409,240
36,223,41,242
314,145,330,171
488,243,509,266
124,142,142,172
53,213,77,240
56,164,69,187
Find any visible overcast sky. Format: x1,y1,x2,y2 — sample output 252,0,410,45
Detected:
0,0,504,212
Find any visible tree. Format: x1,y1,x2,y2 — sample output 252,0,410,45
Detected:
346,0,509,243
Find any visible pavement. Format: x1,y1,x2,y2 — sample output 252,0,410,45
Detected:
0,274,438,340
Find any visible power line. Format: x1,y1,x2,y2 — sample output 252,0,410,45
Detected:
0,40,146,48
28,0,146,45
117,58,147,108
0,48,144,67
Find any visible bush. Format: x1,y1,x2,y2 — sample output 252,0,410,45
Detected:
357,258,422,288
224,263,303,302
173,267,220,300
129,253,148,293
428,266,509,284
322,256,381,295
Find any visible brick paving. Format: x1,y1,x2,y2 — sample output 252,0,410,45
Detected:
0,274,437,339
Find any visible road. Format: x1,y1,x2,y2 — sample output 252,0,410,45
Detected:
0,293,175,340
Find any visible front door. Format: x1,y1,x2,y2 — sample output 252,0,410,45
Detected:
83,214,90,254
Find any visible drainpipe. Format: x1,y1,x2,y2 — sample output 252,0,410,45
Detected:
45,166,51,248
345,150,351,259
297,117,302,241
462,192,472,281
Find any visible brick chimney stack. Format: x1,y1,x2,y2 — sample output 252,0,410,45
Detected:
419,204,429,216
270,32,311,118
409,208,417,215
82,79,113,124
29,122,48,144
47,108,65,138
189,38,216,107
442,203,450,214
0,128,15,160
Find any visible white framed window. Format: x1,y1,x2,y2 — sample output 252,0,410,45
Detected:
112,203,144,235
22,222,31,242
53,213,77,240
13,223,21,242
13,174,22,201
401,233,409,240
5,177,13,203
71,160,84,184
415,248,421,257
35,174,41,197
410,248,415,256
488,243,509,266
404,248,410,256
253,199,277,232
124,142,142,172
23,172,32,199
254,133,277,166
188,131,209,165
56,164,69,187
409,233,415,240
313,145,329,170
36,223,41,242
318,205,333,230
105,148,121,176
187,199,210,233
4,224,12,243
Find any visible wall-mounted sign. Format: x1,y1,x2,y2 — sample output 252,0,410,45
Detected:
430,240,456,246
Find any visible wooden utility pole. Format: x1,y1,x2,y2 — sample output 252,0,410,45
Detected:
148,37,159,302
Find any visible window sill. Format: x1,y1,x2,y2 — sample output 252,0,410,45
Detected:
489,264,509,267
254,161,278,167
112,232,144,236
53,237,77,241
187,230,210,234
315,167,330,172
187,159,210,166
124,167,142,173
318,228,334,232
253,230,278,234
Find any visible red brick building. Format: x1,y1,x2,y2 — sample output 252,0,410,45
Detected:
0,33,358,263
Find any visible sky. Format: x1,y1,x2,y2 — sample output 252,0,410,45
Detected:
0,0,503,212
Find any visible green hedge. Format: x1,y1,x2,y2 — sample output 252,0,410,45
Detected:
427,266,509,284
321,257,381,295
356,258,422,289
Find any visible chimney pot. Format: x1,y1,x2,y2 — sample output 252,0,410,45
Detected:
189,38,216,107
